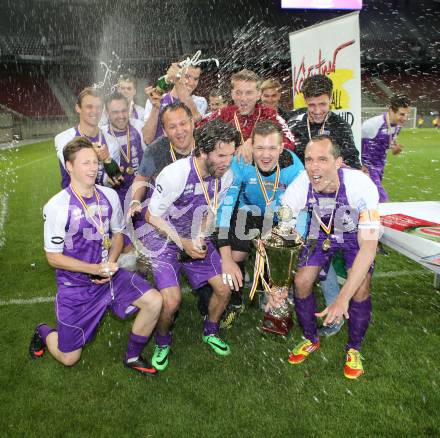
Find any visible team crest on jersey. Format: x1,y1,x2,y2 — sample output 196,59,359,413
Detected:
249,177,257,184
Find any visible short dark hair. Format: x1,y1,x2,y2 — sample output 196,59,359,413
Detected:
389,94,411,112
251,120,282,143
301,74,333,99
307,134,341,159
63,137,95,164
104,91,128,111
118,73,137,88
159,102,192,126
77,87,102,107
194,120,240,157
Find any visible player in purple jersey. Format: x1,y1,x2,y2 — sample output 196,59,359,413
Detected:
361,94,411,202
104,92,146,206
145,120,239,370
55,87,121,188
103,91,147,267
29,137,162,377
281,135,380,379
99,74,146,127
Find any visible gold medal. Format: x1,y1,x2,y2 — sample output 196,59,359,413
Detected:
322,238,331,251
126,166,134,175
103,235,112,250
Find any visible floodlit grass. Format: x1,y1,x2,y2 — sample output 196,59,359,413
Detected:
0,130,439,437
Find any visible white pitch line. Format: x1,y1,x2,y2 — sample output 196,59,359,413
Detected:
375,269,428,278
0,296,54,306
0,270,431,307
11,154,53,171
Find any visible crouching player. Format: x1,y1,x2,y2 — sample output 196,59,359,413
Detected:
145,120,239,370
29,137,162,376
281,135,380,379
216,120,304,320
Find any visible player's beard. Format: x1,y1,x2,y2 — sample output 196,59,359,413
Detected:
206,159,227,178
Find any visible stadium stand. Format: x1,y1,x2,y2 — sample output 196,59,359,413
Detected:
0,0,437,138
0,72,64,117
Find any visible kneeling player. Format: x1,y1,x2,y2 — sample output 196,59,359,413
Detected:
217,120,303,317
29,137,162,376
145,120,239,370
281,135,380,379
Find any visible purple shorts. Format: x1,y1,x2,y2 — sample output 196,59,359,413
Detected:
150,239,221,291
55,268,154,353
298,234,374,276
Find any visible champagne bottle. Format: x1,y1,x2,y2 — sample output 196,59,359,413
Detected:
156,75,173,92
103,158,123,182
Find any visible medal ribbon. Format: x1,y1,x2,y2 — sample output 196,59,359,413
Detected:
109,125,131,165
311,186,339,237
233,107,261,144
70,184,105,236
169,140,195,163
306,112,329,141
249,240,272,301
193,157,219,214
385,112,397,147
78,125,102,144
256,164,280,206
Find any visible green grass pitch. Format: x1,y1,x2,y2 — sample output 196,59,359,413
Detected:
0,129,439,437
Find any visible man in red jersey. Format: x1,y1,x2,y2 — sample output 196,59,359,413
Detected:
200,69,295,160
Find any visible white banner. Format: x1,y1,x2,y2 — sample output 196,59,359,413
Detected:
289,12,361,152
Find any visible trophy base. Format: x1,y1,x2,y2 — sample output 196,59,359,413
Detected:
262,311,293,336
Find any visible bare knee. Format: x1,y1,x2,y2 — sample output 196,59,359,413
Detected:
212,283,231,301
162,293,181,315
59,351,81,367
294,272,314,299
136,289,163,314
353,283,370,302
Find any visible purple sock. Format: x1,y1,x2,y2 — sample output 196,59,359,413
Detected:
155,332,172,347
126,333,149,361
203,319,219,336
294,294,319,344
37,324,55,346
346,296,372,352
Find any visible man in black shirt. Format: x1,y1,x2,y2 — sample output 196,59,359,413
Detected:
287,74,361,169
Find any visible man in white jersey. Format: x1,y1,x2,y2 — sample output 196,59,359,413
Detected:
145,120,239,371
54,87,120,188
281,135,380,379
100,74,146,127
102,91,147,266
29,137,162,376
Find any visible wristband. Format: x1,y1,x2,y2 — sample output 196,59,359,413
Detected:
130,200,141,207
